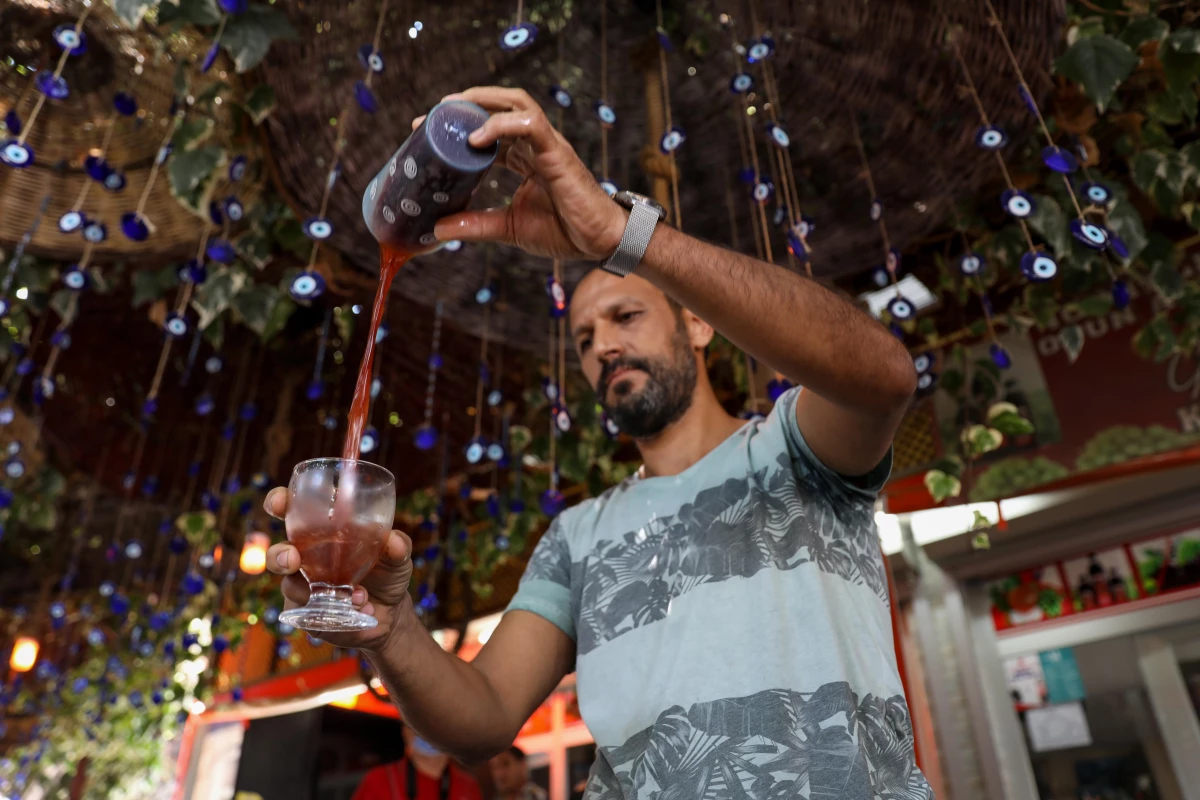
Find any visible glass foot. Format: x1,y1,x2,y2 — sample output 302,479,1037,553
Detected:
278,584,378,633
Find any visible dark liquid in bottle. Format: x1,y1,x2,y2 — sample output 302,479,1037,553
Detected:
291,520,390,586
342,245,410,459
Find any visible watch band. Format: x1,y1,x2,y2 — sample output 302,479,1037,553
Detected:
600,202,660,277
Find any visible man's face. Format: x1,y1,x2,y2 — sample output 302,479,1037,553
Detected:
570,272,705,440
488,752,526,793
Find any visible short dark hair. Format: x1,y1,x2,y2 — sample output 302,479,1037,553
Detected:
506,745,526,761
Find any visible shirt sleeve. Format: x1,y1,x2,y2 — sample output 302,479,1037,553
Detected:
772,385,893,500
350,766,384,800
505,516,576,641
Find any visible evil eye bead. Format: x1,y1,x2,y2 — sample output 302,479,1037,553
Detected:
599,178,619,197
550,85,572,108
916,372,938,393
219,0,249,12
206,240,234,264
58,211,85,233
164,313,189,338
229,155,247,182
1110,235,1130,260
752,180,775,203
1020,250,1059,282
102,169,126,191
974,126,1008,151
959,252,985,276
603,413,620,438
0,298,9,316
542,378,559,402
201,42,220,74
871,267,889,288
354,81,379,113
155,143,171,165
1081,182,1113,207
554,405,572,433
729,73,755,94
786,228,808,261
4,109,20,134
304,217,333,240
63,267,87,292
746,36,776,63
195,393,215,416
546,277,567,317
870,198,883,222
442,239,463,252
85,155,111,183
375,322,389,344
475,285,494,304
82,221,107,243
1070,219,1110,250
359,426,379,454
1042,145,1079,174
659,126,686,154
35,71,69,100
208,201,224,226
113,92,137,117
500,22,537,51
179,259,207,284
773,207,787,227
487,442,506,462
465,437,487,464
205,355,223,373
224,197,243,222
1001,189,1035,219
53,25,86,55
887,296,915,321
413,423,439,451
120,212,149,242
989,342,1012,370
765,123,790,148
6,458,25,479
594,101,617,128
796,215,816,238
913,353,933,374
2,140,33,168
1112,279,1131,309
1018,85,1039,116
357,44,385,73
885,248,901,273
289,271,326,302
539,489,565,517
487,389,503,407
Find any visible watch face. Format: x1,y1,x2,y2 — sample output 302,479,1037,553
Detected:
615,191,667,220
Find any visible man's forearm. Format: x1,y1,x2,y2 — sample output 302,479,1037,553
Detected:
365,600,518,763
637,224,915,413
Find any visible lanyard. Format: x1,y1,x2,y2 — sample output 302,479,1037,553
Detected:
388,759,452,800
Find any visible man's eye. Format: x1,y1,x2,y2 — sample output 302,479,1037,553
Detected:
618,311,640,323
579,339,592,352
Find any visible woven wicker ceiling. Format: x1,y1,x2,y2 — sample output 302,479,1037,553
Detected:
261,0,1065,350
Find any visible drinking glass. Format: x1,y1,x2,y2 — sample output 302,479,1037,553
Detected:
278,458,396,632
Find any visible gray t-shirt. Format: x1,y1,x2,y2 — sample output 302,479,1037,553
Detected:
508,387,933,799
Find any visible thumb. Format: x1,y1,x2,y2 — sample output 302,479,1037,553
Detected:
434,209,511,244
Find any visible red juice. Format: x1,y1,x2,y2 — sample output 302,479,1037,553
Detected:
342,245,410,459
291,520,390,586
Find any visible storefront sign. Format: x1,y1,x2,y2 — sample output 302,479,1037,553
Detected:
1039,648,1086,704
1025,702,1093,752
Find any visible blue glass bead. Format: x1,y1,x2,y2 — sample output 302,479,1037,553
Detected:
766,378,793,402
354,81,379,113
1112,279,1130,310
221,421,235,440
306,380,324,400
231,687,244,702
413,423,438,451
150,610,172,631
109,594,130,615
1042,145,1079,174
207,240,235,264
990,342,1012,370
212,635,229,654
113,91,137,116
539,489,565,517
182,571,205,595
201,42,220,74
276,641,292,658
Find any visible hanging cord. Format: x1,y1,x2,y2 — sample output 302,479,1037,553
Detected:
600,0,610,179
655,0,683,229
107,425,149,553
15,3,94,147
473,255,493,441
120,440,169,589
850,115,901,298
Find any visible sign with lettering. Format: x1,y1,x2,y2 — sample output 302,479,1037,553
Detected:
1040,648,1086,704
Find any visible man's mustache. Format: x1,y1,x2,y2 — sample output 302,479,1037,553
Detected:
598,357,653,396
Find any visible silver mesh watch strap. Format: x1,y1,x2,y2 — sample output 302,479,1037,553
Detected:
599,202,660,277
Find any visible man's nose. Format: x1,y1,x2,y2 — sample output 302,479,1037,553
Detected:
592,322,623,361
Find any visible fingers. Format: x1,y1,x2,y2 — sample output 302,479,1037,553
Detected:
264,487,288,519
280,574,310,606
266,542,300,575
452,87,537,114
380,530,412,566
435,209,512,244
467,109,556,155
410,114,425,131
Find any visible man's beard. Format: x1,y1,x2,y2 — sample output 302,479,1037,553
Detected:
597,324,697,440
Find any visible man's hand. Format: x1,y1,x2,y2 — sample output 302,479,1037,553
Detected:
421,87,628,261
264,487,413,652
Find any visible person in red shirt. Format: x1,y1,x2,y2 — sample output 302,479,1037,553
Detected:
351,724,481,800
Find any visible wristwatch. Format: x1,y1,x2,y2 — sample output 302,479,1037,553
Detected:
599,191,667,277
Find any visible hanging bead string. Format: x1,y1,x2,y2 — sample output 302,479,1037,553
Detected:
312,309,332,396
421,300,444,436
71,71,142,213
722,14,774,264
14,2,94,148
143,227,209,409
731,101,764,260
132,111,185,223
555,259,567,437
119,440,168,590
600,0,610,182
204,346,254,511
215,347,265,542
1,194,52,300
947,33,1039,255
145,436,192,589
655,0,683,229
473,256,493,441
160,420,210,608
546,291,558,490
53,436,111,610
515,0,525,27
746,0,810,274
37,249,94,391
303,0,392,273
850,115,901,297
106,427,149,559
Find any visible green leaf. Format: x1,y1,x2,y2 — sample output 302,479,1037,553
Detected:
1023,284,1061,329
1104,181,1147,262
923,470,962,504
1183,201,1200,232
991,412,1036,437
263,296,295,341
1054,34,1139,111
1073,293,1114,317
222,5,298,73
157,0,221,26
167,146,224,196
1027,195,1072,258
49,289,74,322
230,284,281,336
172,118,215,151
1131,149,1168,196
1120,16,1169,49
939,367,964,396
111,0,159,26
243,84,276,124
191,267,247,330
1060,324,1085,364
1150,259,1184,301
1160,29,1200,95
963,424,1004,457
131,263,180,307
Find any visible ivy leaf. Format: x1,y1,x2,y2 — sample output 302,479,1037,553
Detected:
1160,28,1200,95
939,367,964,396
157,0,221,26
1183,201,1200,232
923,470,962,504
1120,16,1169,49
1023,284,1061,330
171,118,215,151
1027,195,1072,258
168,146,224,196
263,296,296,341
243,84,276,125
131,263,180,307
1054,34,1139,111
222,5,298,73
991,412,1036,437
111,0,159,27
191,267,248,330
49,289,74,322
1103,181,1147,261
1060,324,1085,363
1071,293,1114,318
1131,149,1168,196
230,284,281,336
963,425,1004,457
